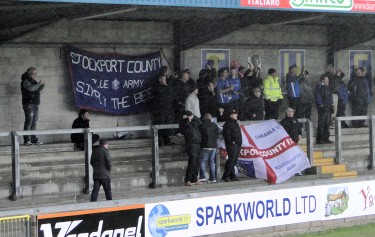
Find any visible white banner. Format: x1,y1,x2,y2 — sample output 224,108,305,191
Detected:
145,180,375,237
219,120,311,183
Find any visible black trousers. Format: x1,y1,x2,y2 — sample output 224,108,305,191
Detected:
351,99,368,127
336,100,348,127
90,178,112,202
152,113,172,145
264,100,280,120
288,97,301,112
317,107,331,143
185,143,201,183
296,103,312,120
222,144,240,180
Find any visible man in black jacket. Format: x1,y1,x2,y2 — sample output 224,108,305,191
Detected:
151,74,174,146
280,108,303,175
348,67,371,128
222,109,242,182
280,108,302,144
198,113,220,183
179,110,202,186
21,67,45,145
244,87,264,121
71,109,100,150
90,139,112,202
315,76,334,144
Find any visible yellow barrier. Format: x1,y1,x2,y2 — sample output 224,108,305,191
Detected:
0,215,31,237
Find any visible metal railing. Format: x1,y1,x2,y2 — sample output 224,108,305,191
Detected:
10,126,153,200
10,128,84,200
7,118,314,200
335,115,374,168
87,126,151,192
0,215,30,237
152,119,314,180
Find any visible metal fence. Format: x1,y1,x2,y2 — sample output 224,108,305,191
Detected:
0,215,30,237
335,115,374,168
7,119,315,200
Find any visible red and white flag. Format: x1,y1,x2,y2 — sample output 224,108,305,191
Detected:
218,120,311,184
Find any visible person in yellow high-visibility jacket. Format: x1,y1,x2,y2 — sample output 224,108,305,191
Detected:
263,68,283,120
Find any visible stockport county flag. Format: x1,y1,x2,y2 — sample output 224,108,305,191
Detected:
219,120,311,184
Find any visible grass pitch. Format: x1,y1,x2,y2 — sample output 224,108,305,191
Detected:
292,223,375,237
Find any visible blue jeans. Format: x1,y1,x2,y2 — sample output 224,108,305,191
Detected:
199,149,217,181
23,104,39,143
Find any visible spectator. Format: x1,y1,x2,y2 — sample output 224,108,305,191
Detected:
315,75,333,144
242,62,263,99
90,139,112,202
279,108,303,175
336,71,349,128
263,68,283,120
185,85,201,119
179,110,202,186
198,113,220,183
197,69,211,90
297,70,313,121
244,87,264,121
21,67,45,146
348,67,371,128
323,64,344,126
71,109,100,151
172,71,196,136
280,108,302,144
228,66,242,118
222,109,242,182
285,65,301,112
151,74,174,146
205,59,218,85
199,82,219,120
216,67,233,117
159,65,178,86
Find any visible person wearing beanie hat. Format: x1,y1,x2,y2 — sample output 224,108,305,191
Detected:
179,110,202,186
222,109,242,182
263,68,283,120
185,85,201,118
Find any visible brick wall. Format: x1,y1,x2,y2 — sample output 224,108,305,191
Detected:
0,20,173,144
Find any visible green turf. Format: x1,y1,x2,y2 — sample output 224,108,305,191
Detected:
291,223,375,237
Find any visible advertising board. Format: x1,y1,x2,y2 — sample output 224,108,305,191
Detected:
38,205,144,237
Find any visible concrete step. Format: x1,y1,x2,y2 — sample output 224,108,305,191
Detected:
0,173,333,211
319,164,347,174
332,171,358,178
316,143,370,158
341,155,371,172
0,168,188,199
0,155,189,184
312,157,335,166
0,138,155,155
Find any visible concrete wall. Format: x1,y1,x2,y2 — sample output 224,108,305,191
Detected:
1,19,375,144
182,24,329,84
0,19,174,144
